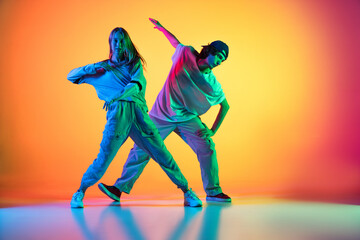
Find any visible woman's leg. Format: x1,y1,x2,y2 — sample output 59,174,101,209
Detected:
78,102,132,192
71,102,132,208
114,116,177,193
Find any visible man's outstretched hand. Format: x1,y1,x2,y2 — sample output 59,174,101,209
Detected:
149,18,164,30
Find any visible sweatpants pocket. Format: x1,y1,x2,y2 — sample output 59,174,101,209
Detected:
134,105,158,137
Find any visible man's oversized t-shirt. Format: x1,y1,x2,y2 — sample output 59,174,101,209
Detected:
150,44,225,122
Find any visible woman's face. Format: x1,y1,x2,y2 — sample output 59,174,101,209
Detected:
110,31,125,57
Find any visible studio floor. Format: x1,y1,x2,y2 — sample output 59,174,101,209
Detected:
0,196,359,240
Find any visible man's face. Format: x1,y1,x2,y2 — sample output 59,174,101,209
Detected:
111,32,125,56
206,50,226,69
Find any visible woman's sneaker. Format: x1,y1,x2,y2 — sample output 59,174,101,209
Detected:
71,190,85,208
184,189,202,207
98,183,121,201
206,193,231,202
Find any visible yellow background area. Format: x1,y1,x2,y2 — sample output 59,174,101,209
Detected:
1,0,359,200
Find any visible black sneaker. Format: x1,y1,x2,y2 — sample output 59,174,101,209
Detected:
206,193,231,202
98,183,121,201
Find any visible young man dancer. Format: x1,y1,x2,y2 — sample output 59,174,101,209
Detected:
67,27,202,208
100,19,231,202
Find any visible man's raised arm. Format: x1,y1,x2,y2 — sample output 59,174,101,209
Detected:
149,18,181,48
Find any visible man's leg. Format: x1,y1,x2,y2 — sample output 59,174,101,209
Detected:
175,117,223,197
126,113,202,207
114,116,176,193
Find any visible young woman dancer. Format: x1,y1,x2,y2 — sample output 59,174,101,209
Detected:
67,27,202,208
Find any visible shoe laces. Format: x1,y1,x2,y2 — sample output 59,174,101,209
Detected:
73,191,84,200
186,188,199,200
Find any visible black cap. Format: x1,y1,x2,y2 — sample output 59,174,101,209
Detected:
210,40,229,59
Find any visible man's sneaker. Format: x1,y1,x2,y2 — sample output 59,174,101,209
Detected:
184,189,202,207
98,183,121,201
206,193,231,202
71,190,85,208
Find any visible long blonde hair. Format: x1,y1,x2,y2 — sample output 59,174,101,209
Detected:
108,27,146,71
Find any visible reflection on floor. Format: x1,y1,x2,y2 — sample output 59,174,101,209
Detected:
1,197,359,240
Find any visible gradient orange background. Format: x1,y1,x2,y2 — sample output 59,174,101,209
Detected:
1,0,359,201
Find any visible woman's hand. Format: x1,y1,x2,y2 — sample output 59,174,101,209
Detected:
94,62,106,73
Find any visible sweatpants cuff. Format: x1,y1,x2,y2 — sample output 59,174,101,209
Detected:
205,187,223,196
179,185,189,193
115,184,131,194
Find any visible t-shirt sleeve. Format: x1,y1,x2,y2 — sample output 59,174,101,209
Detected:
171,44,187,63
205,72,226,106
130,61,146,91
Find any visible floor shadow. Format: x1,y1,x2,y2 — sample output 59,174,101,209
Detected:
71,200,231,240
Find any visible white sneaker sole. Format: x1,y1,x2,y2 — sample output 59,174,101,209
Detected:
70,200,84,208
184,201,202,207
